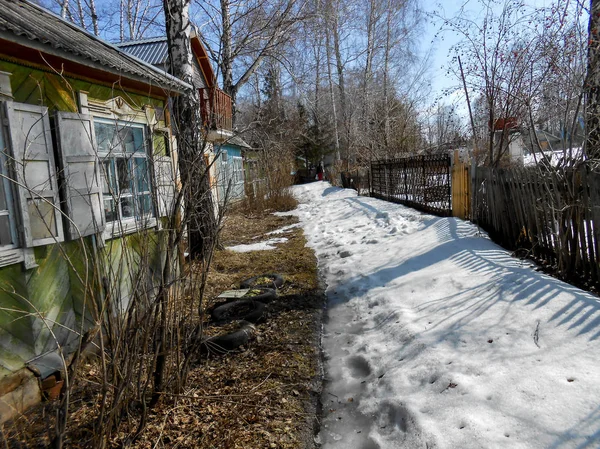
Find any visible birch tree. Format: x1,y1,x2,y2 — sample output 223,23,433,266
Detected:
163,0,216,260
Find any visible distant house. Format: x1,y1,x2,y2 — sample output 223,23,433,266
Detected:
492,117,525,164
0,0,186,422
117,34,250,206
215,136,252,205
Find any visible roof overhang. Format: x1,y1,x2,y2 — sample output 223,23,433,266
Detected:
207,128,234,142
0,31,190,99
190,31,216,88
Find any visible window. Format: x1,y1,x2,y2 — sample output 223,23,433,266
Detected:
0,101,65,268
232,157,244,184
0,123,17,248
95,120,155,226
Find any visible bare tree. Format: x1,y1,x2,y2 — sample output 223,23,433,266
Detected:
587,0,600,160
195,0,308,119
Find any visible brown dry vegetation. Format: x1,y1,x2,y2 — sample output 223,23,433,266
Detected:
2,203,324,449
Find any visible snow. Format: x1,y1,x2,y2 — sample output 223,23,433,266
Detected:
267,223,300,235
523,148,584,167
226,237,288,253
289,181,600,449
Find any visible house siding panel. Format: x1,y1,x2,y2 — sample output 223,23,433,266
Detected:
0,60,171,384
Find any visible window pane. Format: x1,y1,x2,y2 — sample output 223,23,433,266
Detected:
104,198,117,222
120,196,134,219
28,198,57,240
135,158,149,192
120,126,145,153
0,179,7,211
116,158,132,194
137,193,153,217
95,122,116,153
0,215,12,245
101,160,114,195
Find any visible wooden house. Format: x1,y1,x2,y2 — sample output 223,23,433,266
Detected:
0,0,186,422
117,34,249,206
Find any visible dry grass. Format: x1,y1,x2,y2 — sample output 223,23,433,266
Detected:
2,203,323,449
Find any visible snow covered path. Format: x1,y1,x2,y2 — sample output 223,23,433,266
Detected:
290,182,600,449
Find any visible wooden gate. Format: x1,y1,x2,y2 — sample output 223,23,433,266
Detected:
451,152,471,219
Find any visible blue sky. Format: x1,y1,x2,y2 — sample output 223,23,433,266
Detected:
421,0,563,113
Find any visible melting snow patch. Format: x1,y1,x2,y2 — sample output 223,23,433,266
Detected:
266,223,301,235
226,237,288,253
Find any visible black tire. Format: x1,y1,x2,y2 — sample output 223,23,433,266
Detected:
240,273,284,289
205,288,276,317
211,299,266,323
200,323,256,355
243,287,277,303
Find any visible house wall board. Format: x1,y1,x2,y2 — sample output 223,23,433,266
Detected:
0,60,170,389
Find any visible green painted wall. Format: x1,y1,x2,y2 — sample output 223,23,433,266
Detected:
0,60,169,380
0,60,164,112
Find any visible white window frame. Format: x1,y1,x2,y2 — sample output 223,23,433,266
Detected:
232,156,244,185
94,117,157,240
0,111,22,266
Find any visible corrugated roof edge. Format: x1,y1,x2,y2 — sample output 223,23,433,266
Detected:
225,135,252,149
116,36,168,46
16,0,192,92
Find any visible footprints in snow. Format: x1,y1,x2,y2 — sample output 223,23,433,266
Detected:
347,355,372,378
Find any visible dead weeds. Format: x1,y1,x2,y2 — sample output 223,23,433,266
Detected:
2,205,323,449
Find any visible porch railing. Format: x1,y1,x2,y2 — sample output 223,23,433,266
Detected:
200,87,233,131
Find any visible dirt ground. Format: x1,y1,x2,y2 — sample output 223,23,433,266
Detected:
2,207,324,449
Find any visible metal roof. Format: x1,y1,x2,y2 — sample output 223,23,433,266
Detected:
226,135,252,149
116,38,169,66
0,0,190,92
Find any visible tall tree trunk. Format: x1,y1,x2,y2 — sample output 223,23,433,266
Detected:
325,24,340,162
362,0,376,123
61,0,69,18
382,0,392,158
76,0,86,29
119,0,125,41
89,0,99,35
163,0,216,259
586,0,600,160
220,0,236,116
328,0,348,166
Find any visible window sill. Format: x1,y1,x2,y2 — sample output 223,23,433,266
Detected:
102,217,158,241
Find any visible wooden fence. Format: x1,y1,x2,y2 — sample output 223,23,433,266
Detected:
371,155,452,216
451,158,471,219
473,165,600,289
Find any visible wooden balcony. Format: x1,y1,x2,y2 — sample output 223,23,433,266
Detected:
200,87,232,132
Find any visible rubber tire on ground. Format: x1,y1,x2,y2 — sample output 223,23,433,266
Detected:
243,287,276,303
206,288,277,317
211,299,266,323
200,323,256,355
239,273,284,289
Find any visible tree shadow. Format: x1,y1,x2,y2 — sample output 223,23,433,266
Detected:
322,186,341,197
335,217,600,342
316,202,600,447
